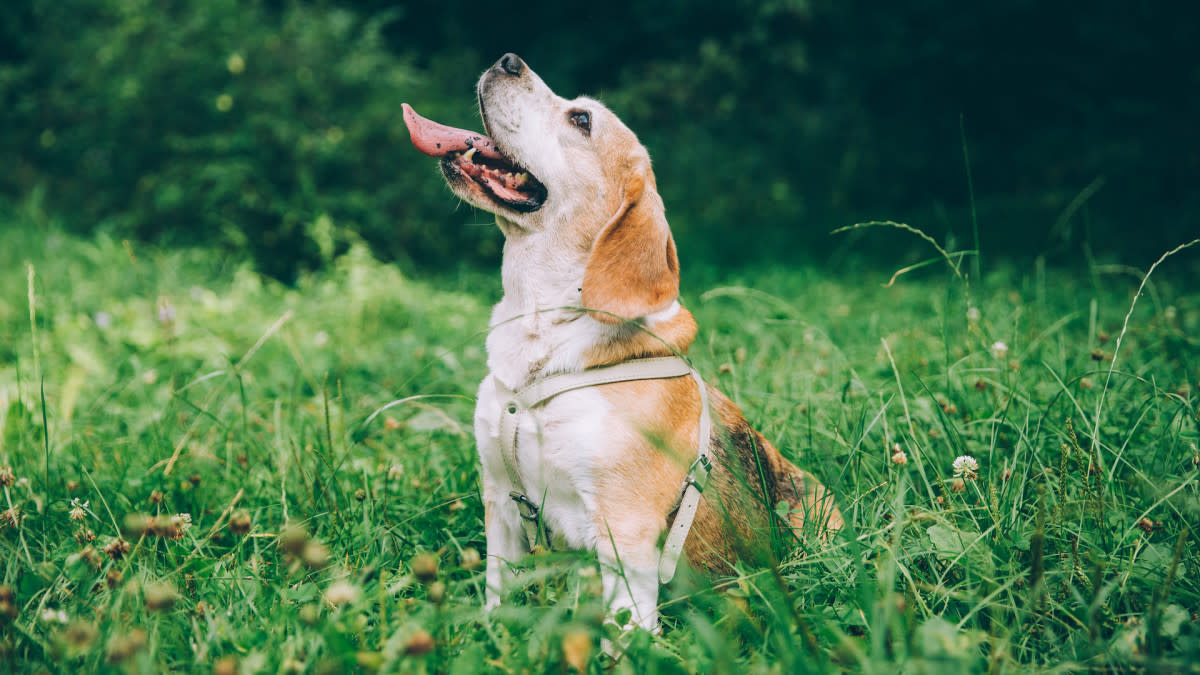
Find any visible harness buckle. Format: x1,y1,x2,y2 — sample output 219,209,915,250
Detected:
509,491,541,520
685,455,712,492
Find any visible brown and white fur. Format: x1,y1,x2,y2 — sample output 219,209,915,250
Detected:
403,53,842,633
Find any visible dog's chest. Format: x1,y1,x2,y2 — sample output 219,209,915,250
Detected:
475,373,613,549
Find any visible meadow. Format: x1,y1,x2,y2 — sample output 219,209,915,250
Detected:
1,203,1197,673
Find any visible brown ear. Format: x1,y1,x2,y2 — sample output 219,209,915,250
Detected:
581,168,680,324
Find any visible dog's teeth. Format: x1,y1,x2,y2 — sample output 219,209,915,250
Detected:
514,173,528,185
462,148,477,161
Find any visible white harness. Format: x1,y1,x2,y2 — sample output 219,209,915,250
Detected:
493,355,712,584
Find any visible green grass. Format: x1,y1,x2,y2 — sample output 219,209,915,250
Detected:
1,206,1198,673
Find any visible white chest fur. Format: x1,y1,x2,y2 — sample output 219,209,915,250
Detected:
475,374,612,550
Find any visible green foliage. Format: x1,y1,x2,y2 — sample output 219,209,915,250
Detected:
1,0,499,281
2,208,1199,671
4,0,1197,279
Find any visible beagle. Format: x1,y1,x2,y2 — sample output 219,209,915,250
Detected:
403,53,842,633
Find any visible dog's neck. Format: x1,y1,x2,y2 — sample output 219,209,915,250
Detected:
485,227,698,390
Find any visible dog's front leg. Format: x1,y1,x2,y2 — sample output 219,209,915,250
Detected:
481,484,529,609
596,522,662,634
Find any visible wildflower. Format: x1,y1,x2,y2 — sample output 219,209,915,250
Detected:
1,507,24,529
427,581,446,604
63,620,98,652
952,455,979,480
990,341,1008,359
301,541,330,570
105,628,147,664
143,582,177,611
40,608,69,624
966,306,981,322
157,297,176,324
890,443,907,466
460,548,481,570
0,586,15,621
411,552,439,582
1079,377,1094,390
387,463,405,481
403,629,435,656
229,511,252,535
323,580,360,607
70,498,89,521
214,656,238,675
313,331,330,347
950,478,966,493
94,311,113,329
278,523,309,555
562,629,593,672
103,538,131,561
161,514,191,540
0,466,14,487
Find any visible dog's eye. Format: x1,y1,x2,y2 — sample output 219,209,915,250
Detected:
568,110,591,135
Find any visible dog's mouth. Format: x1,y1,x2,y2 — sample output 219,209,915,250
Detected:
402,103,547,213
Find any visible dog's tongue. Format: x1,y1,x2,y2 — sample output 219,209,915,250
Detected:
402,103,505,161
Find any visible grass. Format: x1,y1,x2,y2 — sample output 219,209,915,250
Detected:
1,204,1198,673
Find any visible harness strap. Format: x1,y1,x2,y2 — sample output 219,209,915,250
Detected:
657,366,711,584
493,355,711,581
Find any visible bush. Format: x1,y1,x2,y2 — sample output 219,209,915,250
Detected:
0,0,498,281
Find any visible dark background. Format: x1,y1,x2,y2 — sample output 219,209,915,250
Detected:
2,0,1196,280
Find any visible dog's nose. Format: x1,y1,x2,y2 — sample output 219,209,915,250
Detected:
498,53,525,76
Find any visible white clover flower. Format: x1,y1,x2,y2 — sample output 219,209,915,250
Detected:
387,464,404,481
94,311,113,329
157,297,176,324
990,341,1008,360
40,608,69,624
70,498,89,521
952,455,979,480
176,513,192,533
323,580,360,607
966,307,981,322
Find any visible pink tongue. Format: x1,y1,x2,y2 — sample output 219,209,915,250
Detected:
402,103,505,161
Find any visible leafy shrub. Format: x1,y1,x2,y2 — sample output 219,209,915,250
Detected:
0,0,497,281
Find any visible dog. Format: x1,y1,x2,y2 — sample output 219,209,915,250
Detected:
403,53,841,633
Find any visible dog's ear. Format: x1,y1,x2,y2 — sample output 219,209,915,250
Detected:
581,168,680,324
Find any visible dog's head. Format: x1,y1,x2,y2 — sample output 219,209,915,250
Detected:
404,54,679,323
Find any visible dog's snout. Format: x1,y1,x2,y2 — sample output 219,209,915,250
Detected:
498,53,525,76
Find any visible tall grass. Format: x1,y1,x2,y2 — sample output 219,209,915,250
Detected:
0,205,1197,672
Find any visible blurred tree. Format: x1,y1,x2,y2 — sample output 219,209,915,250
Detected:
0,0,499,280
